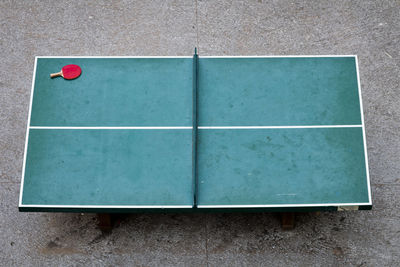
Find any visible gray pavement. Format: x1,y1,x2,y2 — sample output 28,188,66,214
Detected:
0,0,399,266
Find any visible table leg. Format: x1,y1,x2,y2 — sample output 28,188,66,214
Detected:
281,212,295,230
97,213,113,232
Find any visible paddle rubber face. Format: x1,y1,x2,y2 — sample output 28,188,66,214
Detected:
62,64,82,79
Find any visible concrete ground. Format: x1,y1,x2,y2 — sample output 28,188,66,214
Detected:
0,0,399,266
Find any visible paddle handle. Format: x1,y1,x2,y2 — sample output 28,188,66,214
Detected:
50,71,62,78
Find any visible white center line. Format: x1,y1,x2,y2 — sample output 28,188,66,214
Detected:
29,125,362,130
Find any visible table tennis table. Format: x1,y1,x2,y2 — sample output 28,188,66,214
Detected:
19,52,372,217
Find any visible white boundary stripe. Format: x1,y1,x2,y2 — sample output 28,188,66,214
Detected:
19,57,37,207
19,204,368,209
200,55,356,58
19,205,193,209
356,55,372,205
29,126,193,130
197,203,370,208
36,55,356,59
198,125,362,129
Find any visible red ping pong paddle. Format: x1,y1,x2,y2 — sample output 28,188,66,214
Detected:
50,64,82,79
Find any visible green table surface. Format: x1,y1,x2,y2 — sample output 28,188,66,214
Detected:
19,56,371,212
